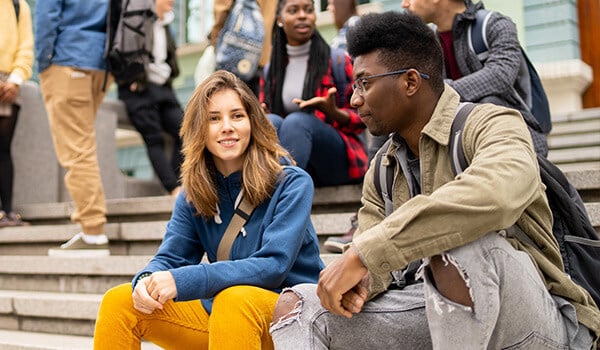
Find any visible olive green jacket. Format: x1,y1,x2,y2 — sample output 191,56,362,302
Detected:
353,86,600,337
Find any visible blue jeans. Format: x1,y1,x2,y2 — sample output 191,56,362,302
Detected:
270,232,594,349
268,112,352,186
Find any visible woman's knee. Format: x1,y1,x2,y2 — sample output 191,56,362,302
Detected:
213,285,277,312
99,283,134,312
281,112,313,130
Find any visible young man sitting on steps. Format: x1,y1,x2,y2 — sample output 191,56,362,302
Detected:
268,11,599,349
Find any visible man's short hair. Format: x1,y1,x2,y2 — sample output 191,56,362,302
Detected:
347,11,444,92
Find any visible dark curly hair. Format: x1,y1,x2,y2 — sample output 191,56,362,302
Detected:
346,11,444,93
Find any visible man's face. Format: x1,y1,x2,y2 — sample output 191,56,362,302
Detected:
401,0,436,23
350,51,405,137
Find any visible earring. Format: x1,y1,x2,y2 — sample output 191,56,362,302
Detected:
277,22,283,27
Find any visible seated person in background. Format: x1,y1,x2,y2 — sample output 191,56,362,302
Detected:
269,12,599,349
327,0,359,52
94,70,324,350
117,0,183,196
260,0,367,187
402,0,548,156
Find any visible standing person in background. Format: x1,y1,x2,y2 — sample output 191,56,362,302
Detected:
261,0,367,187
210,0,278,95
116,0,184,197
94,70,323,349
0,0,33,228
35,0,112,256
401,0,548,156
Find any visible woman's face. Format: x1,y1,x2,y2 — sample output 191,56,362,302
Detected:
205,89,251,176
279,0,317,46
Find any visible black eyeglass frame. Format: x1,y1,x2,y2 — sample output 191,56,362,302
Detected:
352,69,431,96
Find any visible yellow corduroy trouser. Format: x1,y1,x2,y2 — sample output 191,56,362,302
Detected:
39,65,111,234
94,283,279,349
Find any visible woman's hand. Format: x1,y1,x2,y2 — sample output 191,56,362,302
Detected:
132,276,164,314
132,271,178,314
146,271,178,304
292,87,350,125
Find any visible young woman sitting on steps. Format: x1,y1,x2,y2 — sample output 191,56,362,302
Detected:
93,70,323,350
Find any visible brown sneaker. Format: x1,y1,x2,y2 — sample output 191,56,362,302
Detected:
0,211,11,228
0,211,30,227
323,213,358,253
6,212,30,226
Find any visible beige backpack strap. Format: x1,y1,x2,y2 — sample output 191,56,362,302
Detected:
216,193,256,261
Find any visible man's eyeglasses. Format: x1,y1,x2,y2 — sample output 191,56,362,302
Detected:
352,69,430,96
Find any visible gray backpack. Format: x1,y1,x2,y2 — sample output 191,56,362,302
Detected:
105,0,156,86
215,0,265,82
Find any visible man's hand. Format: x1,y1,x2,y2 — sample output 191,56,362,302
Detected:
317,246,369,318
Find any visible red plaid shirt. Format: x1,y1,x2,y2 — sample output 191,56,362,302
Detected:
260,53,368,181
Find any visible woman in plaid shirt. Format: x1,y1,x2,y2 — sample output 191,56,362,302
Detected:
260,0,367,187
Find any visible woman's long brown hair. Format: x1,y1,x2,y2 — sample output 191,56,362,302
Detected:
180,70,294,218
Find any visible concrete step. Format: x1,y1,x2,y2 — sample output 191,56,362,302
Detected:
548,131,600,150
0,330,162,349
0,212,356,256
0,254,342,338
550,118,600,138
547,146,600,168
0,254,342,295
552,107,600,123
13,168,599,222
14,185,364,224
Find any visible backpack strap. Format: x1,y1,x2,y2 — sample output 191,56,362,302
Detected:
216,191,256,261
374,137,394,216
468,9,493,62
330,47,350,107
13,0,20,22
373,103,477,215
449,102,476,175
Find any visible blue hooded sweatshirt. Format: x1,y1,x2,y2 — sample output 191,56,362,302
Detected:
132,166,324,313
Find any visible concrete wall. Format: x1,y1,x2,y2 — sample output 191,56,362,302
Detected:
12,82,164,206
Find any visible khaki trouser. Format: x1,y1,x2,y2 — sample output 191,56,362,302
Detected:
39,65,112,234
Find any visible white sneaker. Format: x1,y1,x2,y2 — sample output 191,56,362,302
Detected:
48,233,110,257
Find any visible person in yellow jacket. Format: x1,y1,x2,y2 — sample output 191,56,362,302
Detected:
0,0,33,228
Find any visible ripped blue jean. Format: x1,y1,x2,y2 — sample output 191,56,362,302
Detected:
269,232,594,349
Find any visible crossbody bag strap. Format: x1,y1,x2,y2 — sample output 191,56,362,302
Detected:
216,192,256,261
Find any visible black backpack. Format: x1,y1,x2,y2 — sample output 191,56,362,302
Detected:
104,0,156,87
374,103,600,306
469,9,552,134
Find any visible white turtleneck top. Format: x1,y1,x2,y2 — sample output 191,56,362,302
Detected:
282,40,311,113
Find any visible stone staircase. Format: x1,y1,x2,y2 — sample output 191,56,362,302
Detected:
0,109,598,349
